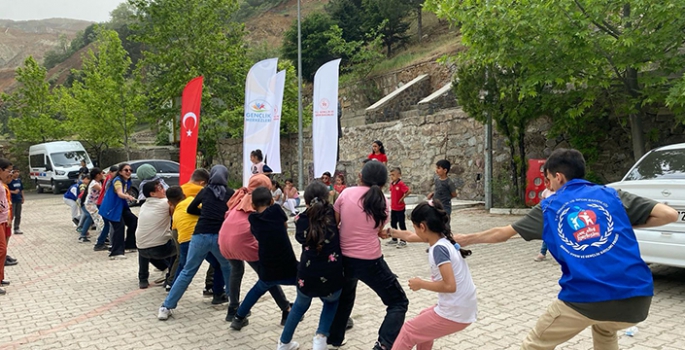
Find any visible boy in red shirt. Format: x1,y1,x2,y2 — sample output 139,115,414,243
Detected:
388,167,411,248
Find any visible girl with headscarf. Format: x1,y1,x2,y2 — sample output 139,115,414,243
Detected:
157,165,235,320
219,174,293,325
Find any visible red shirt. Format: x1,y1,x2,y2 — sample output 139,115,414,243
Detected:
334,184,346,193
368,153,387,163
390,179,409,211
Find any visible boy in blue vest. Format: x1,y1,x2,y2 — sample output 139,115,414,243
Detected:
453,148,678,349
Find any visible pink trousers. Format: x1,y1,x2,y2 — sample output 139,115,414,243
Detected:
392,305,471,350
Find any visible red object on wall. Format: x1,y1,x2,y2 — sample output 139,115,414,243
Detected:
525,159,546,206
179,76,204,185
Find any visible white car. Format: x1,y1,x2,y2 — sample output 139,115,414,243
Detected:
608,143,685,268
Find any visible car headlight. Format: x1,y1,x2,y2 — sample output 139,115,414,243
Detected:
55,170,66,175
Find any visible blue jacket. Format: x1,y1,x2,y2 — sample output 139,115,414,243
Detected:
98,176,131,222
63,183,79,201
541,179,653,303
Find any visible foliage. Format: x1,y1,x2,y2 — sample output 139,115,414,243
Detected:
454,61,552,202
129,0,250,158
233,0,289,22
362,0,412,56
57,27,142,161
2,56,67,143
42,24,98,70
325,0,366,43
282,12,337,81
325,25,384,78
426,0,685,160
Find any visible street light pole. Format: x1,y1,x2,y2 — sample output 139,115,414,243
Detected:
296,0,304,190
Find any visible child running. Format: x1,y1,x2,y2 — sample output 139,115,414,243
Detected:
230,186,298,331
387,167,411,248
387,199,477,350
278,181,344,350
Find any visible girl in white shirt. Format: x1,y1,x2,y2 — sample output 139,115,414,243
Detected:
388,199,477,350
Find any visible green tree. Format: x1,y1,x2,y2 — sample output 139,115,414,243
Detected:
129,0,250,157
282,12,337,81
2,56,67,143
363,0,412,56
58,27,141,161
426,0,685,160
325,0,366,43
407,0,425,41
454,61,552,203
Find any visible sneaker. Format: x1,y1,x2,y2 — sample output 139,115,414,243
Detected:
109,254,127,260
277,341,300,350
312,335,327,350
157,306,172,320
72,218,80,226
385,239,397,246
534,254,546,262
396,241,407,249
139,280,150,289
93,244,109,251
373,341,388,350
212,293,229,305
327,339,347,349
346,317,354,330
165,284,172,292
78,237,91,243
0,287,5,295
1,280,9,286
230,316,249,331
203,287,213,297
5,257,17,266
13,229,22,235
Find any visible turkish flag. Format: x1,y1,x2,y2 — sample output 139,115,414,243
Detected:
179,76,203,185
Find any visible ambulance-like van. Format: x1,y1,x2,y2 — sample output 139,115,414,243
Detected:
29,141,93,194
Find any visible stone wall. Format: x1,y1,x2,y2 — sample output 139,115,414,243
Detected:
364,75,431,124
217,107,510,200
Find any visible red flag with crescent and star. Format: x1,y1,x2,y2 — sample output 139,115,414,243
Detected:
179,76,203,184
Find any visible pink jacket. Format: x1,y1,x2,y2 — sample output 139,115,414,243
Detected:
218,208,259,262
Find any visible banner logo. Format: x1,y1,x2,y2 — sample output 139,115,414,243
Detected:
246,99,273,123
556,199,617,259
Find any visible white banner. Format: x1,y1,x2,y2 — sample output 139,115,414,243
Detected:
312,59,341,178
243,58,278,186
263,70,285,173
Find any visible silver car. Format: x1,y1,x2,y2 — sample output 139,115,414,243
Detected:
608,143,685,268
108,160,180,204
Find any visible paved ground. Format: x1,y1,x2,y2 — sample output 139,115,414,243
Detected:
1,193,683,350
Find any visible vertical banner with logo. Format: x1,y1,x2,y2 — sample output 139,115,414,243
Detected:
263,70,286,173
312,59,341,177
243,58,278,186
179,76,203,185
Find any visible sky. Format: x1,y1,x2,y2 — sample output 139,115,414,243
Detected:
0,0,126,23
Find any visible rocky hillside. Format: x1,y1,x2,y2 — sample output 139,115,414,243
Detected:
0,18,92,92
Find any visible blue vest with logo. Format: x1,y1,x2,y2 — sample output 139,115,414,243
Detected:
98,176,130,222
541,179,653,303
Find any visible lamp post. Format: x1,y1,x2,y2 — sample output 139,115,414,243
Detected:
296,0,304,190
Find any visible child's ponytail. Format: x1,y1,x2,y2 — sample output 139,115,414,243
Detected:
359,161,388,228
304,181,335,253
411,199,472,258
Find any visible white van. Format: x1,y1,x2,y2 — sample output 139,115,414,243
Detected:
29,141,93,194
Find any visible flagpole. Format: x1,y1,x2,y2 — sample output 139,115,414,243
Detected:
296,0,304,190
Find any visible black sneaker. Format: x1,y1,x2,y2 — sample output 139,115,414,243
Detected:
139,280,150,289
346,317,354,330
211,293,228,305
93,244,108,251
230,316,249,331
78,237,91,243
202,286,213,297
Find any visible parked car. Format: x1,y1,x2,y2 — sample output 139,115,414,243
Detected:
607,143,685,268
108,160,180,204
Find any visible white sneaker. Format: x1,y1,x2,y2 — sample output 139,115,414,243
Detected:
109,255,127,260
158,306,172,320
385,240,398,246
276,341,299,350
312,334,327,350
396,241,407,249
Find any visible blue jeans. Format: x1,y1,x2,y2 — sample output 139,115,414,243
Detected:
163,233,232,309
236,277,297,318
171,241,224,294
540,241,548,255
281,288,342,343
79,211,93,239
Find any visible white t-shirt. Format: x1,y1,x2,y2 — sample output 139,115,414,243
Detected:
135,197,172,249
272,188,284,205
429,238,478,323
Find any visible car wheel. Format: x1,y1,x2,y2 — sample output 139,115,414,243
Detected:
36,181,44,193
51,181,60,195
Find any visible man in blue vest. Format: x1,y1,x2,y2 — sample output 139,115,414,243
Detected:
454,148,678,350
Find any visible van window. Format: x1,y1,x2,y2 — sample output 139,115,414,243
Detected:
30,154,46,168
50,151,90,167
